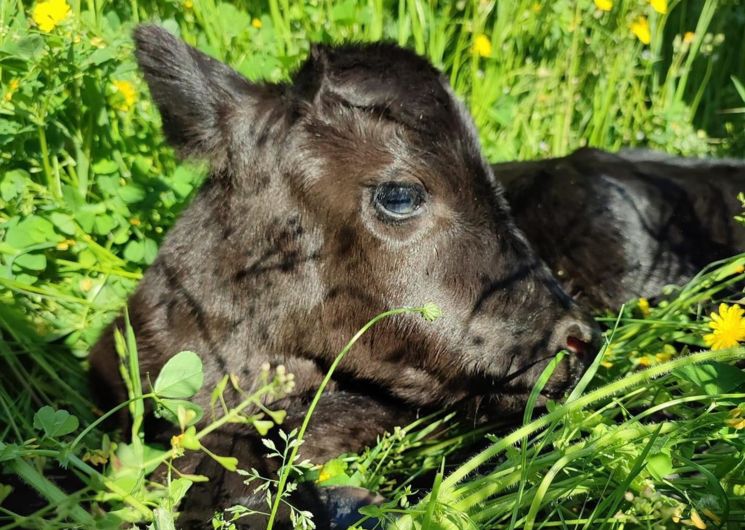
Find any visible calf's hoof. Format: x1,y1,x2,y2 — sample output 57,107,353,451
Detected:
317,486,384,529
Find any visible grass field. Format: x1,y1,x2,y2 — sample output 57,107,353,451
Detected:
1,0,745,528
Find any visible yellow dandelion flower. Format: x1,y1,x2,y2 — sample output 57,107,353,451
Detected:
183,0,193,9
32,0,70,33
631,16,651,45
638,297,651,317
170,433,185,457
703,303,745,350
79,278,94,292
655,351,672,363
56,239,75,251
4,79,19,102
686,509,707,530
728,407,745,430
251,17,262,29
650,0,667,14
82,449,109,465
594,0,613,12
638,356,654,367
600,360,614,368
472,34,492,58
112,80,137,111
735,263,745,274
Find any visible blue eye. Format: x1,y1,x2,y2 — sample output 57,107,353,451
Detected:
373,182,425,219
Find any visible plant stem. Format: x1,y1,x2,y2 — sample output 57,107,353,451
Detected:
266,306,427,529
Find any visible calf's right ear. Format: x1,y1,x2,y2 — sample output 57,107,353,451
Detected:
133,25,275,161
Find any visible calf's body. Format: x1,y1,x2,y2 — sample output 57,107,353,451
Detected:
495,148,745,310
89,27,597,528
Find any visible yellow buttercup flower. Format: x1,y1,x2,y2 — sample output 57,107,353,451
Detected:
4,79,19,102
638,297,650,317
251,17,262,29
631,16,651,45
650,0,667,14
472,34,492,58
171,433,185,457
32,0,70,33
112,80,137,111
655,351,672,363
637,355,653,367
703,303,745,350
728,408,745,430
594,0,613,12
685,509,707,530
56,239,75,251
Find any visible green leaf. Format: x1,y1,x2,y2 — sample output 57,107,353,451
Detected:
646,452,674,480
181,426,201,451
317,458,352,486
156,399,204,427
0,170,27,201
674,361,745,395
109,442,167,493
1,35,44,60
732,75,745,104
143,238,158,264
253,420,274,436
0,442,22,463
92,159,119,175
33,406,79,438
86,47,118,66
167,478,193,507
153,351,204,398
4,216,58,248
49,212,77,235
210,454,238,472
14,252,46,271
118,184,145,203
123,240,144,262
93,215,118,236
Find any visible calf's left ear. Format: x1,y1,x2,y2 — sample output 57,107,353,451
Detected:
133,25,279,161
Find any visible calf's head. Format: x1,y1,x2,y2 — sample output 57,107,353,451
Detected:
120,26,599,412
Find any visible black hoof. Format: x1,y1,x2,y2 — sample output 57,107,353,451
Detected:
317,486,384,529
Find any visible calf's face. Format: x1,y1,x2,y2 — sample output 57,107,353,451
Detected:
126,27,599,412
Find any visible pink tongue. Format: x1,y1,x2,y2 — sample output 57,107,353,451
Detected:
566,336,589,359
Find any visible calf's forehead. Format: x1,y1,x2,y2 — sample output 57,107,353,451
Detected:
294,96,495,196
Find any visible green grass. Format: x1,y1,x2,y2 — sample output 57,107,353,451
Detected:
1,0,745,528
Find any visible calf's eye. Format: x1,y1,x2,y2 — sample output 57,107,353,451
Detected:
373,182,426,220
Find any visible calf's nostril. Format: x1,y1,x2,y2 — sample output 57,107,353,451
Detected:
566,335,590,359
550,317,600,363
